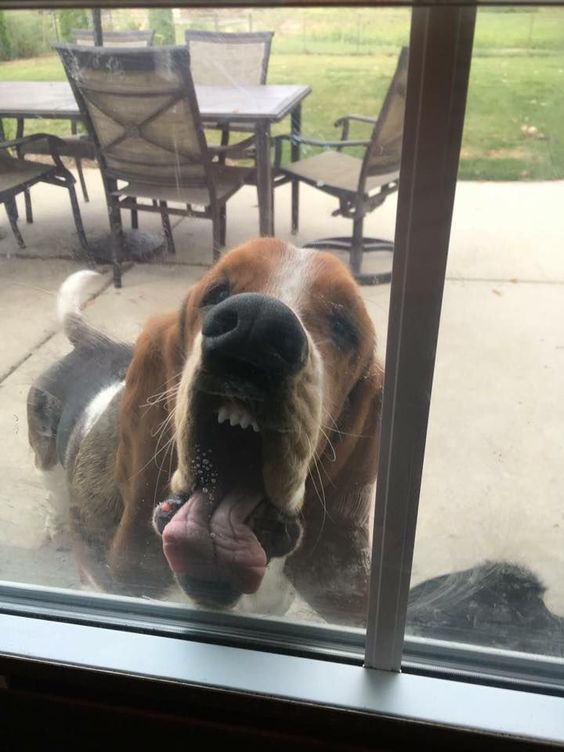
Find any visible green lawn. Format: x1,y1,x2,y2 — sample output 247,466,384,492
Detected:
1,7,563,180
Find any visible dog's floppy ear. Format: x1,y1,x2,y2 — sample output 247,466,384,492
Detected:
108,309,185,595
286,358,383,626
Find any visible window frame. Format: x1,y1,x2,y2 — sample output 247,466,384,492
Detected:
1,1,564,747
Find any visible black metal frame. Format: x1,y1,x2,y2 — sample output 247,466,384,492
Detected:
18,117,94,205
20,29,156,208
70,28,156,46
185,29,275,165
55,44,249,288
66,27,155,198
0,133,91,258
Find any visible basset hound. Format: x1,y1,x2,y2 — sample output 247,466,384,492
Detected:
27,238,383,625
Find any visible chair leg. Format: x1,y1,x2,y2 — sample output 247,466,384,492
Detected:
131,198,139,230
159,201,175,254
212,208,222,262
108,199,125,289
291,179,299,234
70,122,89,203
219,205,226,247
14,117,33,224
66,181,92,264
219,126,229,166
75,158,90,202
24,189,33,224
350,215,364,278
5,198,25,248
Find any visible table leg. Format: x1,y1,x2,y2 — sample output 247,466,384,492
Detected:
71,119,89,202
290,103,302,234
255,122,274,237
15,118,33,224
0,118,17,223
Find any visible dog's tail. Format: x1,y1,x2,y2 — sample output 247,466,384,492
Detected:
57,270,116,349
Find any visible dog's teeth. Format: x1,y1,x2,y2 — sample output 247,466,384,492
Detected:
217,405,258,431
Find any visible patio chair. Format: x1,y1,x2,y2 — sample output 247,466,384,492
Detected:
70,29,156,47
0,133,90,257
19,29,156,206
184,30,274,159
55,44,253,288
275,47,409,285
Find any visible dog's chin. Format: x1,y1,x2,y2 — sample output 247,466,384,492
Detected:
158,490,303,609
156,384,305,609
172,498,302,608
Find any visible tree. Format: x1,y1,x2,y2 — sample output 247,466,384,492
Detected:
148,8,175,45
0,11,12,60
56,9,90,42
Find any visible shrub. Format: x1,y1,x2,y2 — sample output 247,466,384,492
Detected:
0,11,11,61
56,9,90,42
1,11,56,60
148,8,175,45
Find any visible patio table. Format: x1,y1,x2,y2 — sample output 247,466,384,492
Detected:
0,80,311,237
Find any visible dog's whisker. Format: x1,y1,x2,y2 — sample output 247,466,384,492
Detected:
304,432,327,514
317,424,337,463
153,434,177,508
303,433,329,554
150,412,178,478
143,382,181,409
321,405,371,440
132,408,178,481
141,369,184,409
150,407,177,441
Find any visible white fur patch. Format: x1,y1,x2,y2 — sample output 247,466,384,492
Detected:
264,243,317,314
82,381,124,438
236,557,296,616
41,464,71,548
57,269,101,325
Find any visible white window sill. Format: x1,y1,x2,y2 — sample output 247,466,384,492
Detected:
1,612,564,747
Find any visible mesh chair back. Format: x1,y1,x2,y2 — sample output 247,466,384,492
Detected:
71,29,155,47
362,47,409,182
185,30,274,87
0,151,13,170
55,45,214,196
0,151,17,190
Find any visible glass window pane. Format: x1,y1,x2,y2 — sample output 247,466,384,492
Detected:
407,6,564,660
0,6,408,635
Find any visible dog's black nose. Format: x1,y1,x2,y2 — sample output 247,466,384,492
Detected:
202,293,308,380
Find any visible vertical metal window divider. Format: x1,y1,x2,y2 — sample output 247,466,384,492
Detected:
364,5,477,672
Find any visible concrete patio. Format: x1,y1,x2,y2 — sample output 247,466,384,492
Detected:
1,167,563,624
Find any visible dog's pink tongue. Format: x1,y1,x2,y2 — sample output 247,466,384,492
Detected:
162,490,267,594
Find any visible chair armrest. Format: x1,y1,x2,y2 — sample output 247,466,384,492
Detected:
333,114,378,144
209,135,256,159
1,133,69,170
0,133,65,153
273,133,370,167
334,114,378,128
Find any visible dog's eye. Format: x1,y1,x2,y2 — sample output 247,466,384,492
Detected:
201,280,230,308
328,306,359,349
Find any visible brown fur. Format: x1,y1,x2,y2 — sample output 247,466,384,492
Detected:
109,239,383,624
